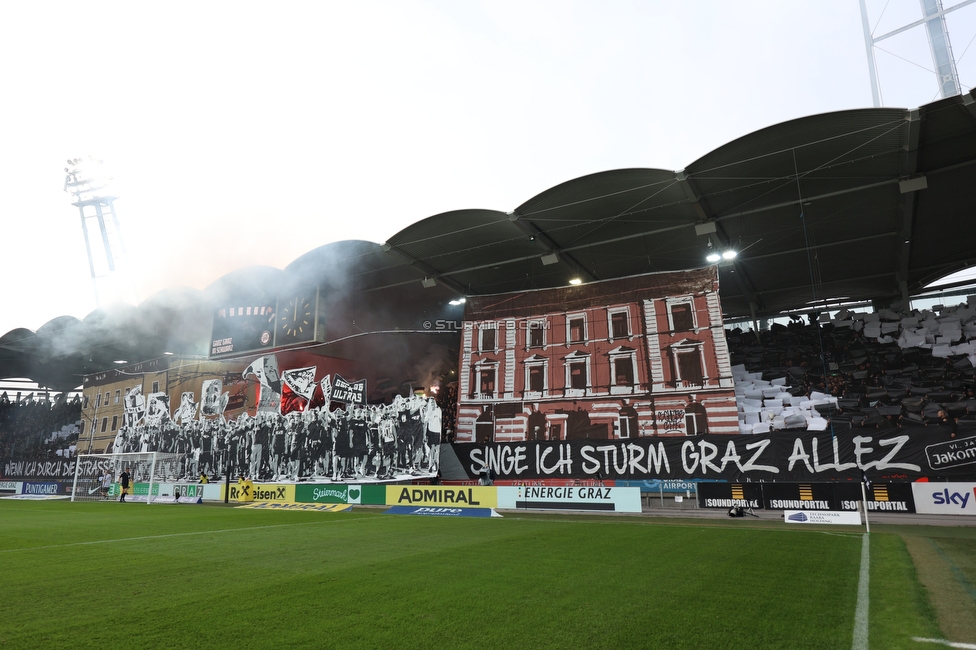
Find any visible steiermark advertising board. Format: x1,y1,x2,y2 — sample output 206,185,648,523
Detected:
294,484,386,505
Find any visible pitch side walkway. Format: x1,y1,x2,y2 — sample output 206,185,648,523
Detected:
633,505,976,527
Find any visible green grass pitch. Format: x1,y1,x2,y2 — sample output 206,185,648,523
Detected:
0,500,944,649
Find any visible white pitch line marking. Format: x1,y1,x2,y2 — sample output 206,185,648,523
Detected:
0,517,370,554
853,533,870,650
912,639,976,649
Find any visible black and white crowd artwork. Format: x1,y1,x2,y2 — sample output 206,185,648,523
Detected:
108,355,442,483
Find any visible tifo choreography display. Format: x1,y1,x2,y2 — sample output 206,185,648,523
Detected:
100,352,443,482
108,394,441,482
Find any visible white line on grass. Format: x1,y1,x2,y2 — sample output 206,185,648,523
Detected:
853,533,870,650
0,517,371,554
912,639,976,649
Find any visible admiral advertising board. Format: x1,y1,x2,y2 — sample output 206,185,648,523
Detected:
911,482,976,515
496,485,642,513
385,485,497,508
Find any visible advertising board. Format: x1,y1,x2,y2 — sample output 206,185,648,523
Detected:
911,482,976,515
496,485,641,512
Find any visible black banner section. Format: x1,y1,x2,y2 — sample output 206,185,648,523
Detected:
698,482,916,512
698,482,764,509
450,428,970,482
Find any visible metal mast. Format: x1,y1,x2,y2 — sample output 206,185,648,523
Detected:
64,157,130,307
858,0,973,107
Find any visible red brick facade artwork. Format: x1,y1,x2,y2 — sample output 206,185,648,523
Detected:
456,267,737,442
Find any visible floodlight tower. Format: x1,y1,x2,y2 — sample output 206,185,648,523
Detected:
64,157,131,307
859,0,971,107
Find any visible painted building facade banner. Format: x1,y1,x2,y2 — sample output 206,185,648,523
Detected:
451,429,971,482
456,267,737,445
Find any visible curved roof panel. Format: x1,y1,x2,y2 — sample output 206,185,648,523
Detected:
3,90,974,388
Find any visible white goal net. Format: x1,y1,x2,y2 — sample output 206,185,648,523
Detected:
71,452,184,503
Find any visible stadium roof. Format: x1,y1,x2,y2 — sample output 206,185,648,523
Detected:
3,89,975,390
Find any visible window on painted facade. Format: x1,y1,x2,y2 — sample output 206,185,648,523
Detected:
613,357,635,385
528,322,544,348
569,362,587,389
685,402,708,435
101,417,108,433
104,392,111,405
569,317,585,343
95,393,101,409
481,327,496,352
114,389,121,404
480,367,496,396
671,303,695,332
611,312,629,339
677,350,704,386
111,415,118,431
619,407,639,439
528,366,545,392
83,395,89,409
152,381,159,394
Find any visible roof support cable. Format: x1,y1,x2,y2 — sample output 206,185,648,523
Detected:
793,148,838,439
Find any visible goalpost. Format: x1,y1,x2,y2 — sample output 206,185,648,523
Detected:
71,452,184,504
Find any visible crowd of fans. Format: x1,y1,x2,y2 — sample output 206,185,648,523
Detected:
727,301,976,433
0,393,83,459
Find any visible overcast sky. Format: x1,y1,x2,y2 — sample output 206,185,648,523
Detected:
2,0,974,337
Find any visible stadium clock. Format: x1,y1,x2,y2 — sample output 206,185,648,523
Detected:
277,295,316,343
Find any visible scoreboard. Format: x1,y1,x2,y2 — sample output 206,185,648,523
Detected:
210,287,324,359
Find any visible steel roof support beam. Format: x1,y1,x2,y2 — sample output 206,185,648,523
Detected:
897,109,922,304
676,170,765,314
507,213,600,283
380,243,469,296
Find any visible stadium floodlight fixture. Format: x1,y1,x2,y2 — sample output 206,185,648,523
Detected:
113,359,127,364
569,278,583,285
722,250,737,260
706,253,721,263
448,297,466,306
163,351,175,356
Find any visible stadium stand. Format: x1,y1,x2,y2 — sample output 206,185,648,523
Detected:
728,298,976,434
0,394,83,459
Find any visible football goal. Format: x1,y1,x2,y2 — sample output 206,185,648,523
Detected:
71,452,184,503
